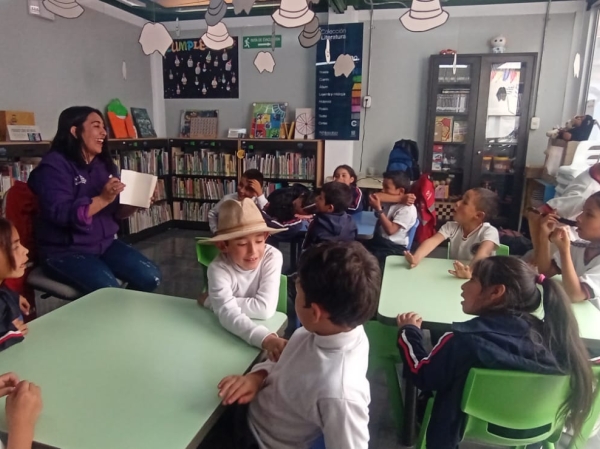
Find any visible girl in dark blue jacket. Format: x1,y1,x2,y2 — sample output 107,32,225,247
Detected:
397,256,594,449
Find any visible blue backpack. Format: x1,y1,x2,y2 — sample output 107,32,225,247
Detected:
386,139,420,180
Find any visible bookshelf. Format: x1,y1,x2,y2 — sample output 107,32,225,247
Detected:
1,138,325,242
424,53,537,229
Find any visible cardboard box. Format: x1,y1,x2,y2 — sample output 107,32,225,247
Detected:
0,111,36,141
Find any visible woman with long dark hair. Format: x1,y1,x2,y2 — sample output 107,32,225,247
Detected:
28,106,161,294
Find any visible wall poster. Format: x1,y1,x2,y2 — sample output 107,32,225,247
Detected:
163,38,239,99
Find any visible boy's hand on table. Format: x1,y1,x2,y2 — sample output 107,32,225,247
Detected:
18,296,30,316
449,261,471,279
12,318,28,336
6,381,43,433
218,371,267,405
397,312,422,328
262,334,288,362
197,292,208,307
0,373,19,397
404,251,420,268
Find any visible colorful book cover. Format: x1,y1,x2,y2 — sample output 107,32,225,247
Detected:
250,103,287,139
434,116,453,143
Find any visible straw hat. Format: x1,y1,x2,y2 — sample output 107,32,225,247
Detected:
400,0,449,32
201,22,234,51
272,0,314,28
198,198,287,243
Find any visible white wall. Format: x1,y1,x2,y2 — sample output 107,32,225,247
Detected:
0,0,153,140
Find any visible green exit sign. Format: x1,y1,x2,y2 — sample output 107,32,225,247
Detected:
242,35,282,49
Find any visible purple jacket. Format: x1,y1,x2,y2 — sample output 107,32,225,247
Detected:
28,150,120,259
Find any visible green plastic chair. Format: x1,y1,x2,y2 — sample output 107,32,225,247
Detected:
447,243,510,259
567,365,600,449
364,321,403,434
416,368,571,449
195,239,287,314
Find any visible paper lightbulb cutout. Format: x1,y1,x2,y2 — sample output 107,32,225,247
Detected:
272,0,314,28
333,54,355,78
42,0,83,18
400,0,449,32
299,16,321,48
201,23,234,51
139,22,173,57
574,53,581,79
205,0,227,27
254,52,276,74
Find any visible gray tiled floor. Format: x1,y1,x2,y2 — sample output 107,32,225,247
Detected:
134,229,599,449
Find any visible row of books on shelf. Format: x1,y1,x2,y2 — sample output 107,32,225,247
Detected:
243,152,315,180
154,180,167,201
438,67,470,83
0,159,41,197
173,201,215,222
127,203,173,234
436,90,470,113
172,148,237,177
114,149,169,176
172,177,237,200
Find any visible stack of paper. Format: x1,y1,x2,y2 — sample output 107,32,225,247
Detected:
119,169,158,209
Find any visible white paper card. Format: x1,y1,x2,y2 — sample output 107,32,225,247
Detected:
119,169,157,209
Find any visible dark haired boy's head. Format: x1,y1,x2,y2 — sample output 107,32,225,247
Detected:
382,171,410,195
454,188,499,225
266,189,297,223
296,241,381,331
314,182,352,214
238,169,264,200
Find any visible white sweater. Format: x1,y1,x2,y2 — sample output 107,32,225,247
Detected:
248,326,371,449
208,193,269,233
205,244,283,347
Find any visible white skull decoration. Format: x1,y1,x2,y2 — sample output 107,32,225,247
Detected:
490,36,506,54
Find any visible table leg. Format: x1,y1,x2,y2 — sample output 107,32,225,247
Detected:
401,375,417,446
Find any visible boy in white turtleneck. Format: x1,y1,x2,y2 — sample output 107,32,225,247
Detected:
217,241,381,449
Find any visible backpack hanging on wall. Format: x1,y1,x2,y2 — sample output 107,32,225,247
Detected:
386,139,421,180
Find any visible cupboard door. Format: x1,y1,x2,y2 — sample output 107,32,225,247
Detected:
425,55,481,215
471,55,536,229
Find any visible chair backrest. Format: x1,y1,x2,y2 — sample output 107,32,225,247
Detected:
460,368,570,446
196,239,287,314
407,220,419,250
567,365,600,449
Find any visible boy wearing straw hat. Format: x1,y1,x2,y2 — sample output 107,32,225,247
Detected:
217,242,381,449
199,198,288,359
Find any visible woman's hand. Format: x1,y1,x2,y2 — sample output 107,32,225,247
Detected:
100,178,126,204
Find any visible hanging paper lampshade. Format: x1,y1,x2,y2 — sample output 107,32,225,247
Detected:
400,0,449,33
272,0,314,28
202,23,234,51
42,0,84,18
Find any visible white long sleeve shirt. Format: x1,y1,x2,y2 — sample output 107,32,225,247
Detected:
205,244,283,347
208,193,269,233
248,326,371,449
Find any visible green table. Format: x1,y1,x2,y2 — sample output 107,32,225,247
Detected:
0,289,287,449
379,256,600,446
379,257,600,348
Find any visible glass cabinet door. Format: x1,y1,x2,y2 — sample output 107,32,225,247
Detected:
425,56,481,219
472,56,535,229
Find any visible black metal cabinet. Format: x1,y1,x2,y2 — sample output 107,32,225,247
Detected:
423,53,537,229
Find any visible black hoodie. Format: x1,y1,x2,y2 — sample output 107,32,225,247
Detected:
302,212,357,250
398,315,563,449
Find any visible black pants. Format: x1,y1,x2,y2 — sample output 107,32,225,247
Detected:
363,234,406,272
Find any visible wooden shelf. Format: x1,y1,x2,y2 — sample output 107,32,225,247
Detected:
171,174,237,179
172,197,220,202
